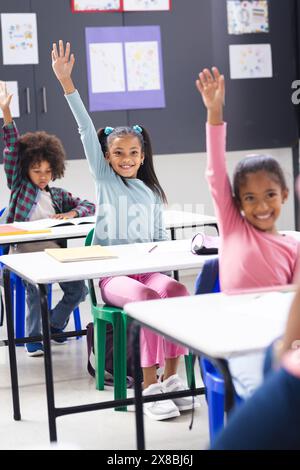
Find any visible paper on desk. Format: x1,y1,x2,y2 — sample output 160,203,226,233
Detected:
45,245,118,262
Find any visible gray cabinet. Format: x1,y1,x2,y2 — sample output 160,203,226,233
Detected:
0,0,127,161
0,0,37,145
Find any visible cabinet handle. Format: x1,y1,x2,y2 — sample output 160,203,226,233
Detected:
42,86,47,113
25,87,31,114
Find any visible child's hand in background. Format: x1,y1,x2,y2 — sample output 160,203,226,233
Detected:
0,81,13,112
196,67,225,124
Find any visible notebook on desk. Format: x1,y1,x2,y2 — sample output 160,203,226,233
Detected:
45,245,118,262
13,216,95,230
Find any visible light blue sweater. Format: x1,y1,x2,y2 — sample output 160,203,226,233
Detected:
65,90,168,247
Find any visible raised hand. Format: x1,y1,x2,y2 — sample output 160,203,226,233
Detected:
0,81,13,111
52,40,75,80
51,40,76,94
196,67,225,121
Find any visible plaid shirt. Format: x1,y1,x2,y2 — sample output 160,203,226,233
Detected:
3,122,95,223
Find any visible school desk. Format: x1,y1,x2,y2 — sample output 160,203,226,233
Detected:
0,239,215,442
124,289,295,449
0,210,217,246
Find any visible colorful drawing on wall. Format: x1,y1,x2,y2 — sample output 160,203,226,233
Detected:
89,43,126,93
0,81,20,118
71,0,121,12
125,41,161,91
85,26,165,111
0,13,39,65
123,0,171,11
229,43,273,79
227,0,269,34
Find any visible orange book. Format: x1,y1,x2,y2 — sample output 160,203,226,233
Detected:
0,225,51,236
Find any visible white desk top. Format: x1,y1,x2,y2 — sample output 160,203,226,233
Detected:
0,239,215,284
163,210,217,229
0,210,217,245
124,290,295,358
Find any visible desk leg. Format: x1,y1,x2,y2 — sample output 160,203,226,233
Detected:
170,228,179,281
214,358,235,414
132,322,145,450
39,284,57,442
3,268,21,421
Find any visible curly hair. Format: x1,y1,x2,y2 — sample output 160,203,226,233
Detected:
18,131,66,180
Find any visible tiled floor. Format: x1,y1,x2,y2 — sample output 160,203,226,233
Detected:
0,273,210,450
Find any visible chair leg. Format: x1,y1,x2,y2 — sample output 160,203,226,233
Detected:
184,353,196,389
94,318,107,390
47,284,52,310
112,315,127,411
15,276,25,340
207,389,225,444
73,307,82,339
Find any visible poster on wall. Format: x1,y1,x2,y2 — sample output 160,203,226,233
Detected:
123,0,171,11
0,81,20,118
229,43,273,79
71,0,122,12
85,26,165,111
0,13,39,65
71,0,171,12
227,0,269,34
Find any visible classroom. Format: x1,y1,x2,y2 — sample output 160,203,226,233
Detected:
0,0,300,456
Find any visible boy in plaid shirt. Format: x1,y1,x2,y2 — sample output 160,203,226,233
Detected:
0,81,95,357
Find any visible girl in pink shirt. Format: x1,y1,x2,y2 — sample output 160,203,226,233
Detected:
196,67,300,398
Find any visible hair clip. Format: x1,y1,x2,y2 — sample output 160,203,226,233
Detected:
132,125,143,134
104,126,114,136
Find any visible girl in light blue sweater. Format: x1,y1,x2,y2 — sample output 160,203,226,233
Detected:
52,40,199,421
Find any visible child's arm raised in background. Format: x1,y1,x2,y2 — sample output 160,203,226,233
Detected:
196,67,240,235
51,40,109,181
0,81,21,190
0,81,13,126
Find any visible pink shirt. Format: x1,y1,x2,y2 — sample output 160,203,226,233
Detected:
206,123,299,293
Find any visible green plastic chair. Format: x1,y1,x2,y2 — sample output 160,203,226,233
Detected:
85,229,195,412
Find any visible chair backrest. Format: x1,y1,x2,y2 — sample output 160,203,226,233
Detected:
195,258,221,382
0,207,7,224
85,228,97,307
195,257,220,295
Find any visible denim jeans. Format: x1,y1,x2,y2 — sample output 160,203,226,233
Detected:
25,281,88,337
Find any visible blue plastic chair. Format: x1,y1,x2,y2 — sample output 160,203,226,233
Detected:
195,258,243,443
0,208,20,331
0,207,82,338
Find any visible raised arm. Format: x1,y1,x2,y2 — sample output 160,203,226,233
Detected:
0,81,21,189
0,81,13,126
51,40,109,180
196,67,240,234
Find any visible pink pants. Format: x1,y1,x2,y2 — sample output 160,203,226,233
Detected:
99,272,189,368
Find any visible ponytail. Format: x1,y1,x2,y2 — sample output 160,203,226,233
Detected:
97,125,167,204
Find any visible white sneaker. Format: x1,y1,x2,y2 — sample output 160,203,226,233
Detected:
161,374,201,411
143,382,180,421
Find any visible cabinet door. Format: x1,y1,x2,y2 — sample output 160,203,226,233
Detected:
31,0,127,159
0,0,37,162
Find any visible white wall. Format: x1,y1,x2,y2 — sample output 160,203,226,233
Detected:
0,146,296,230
